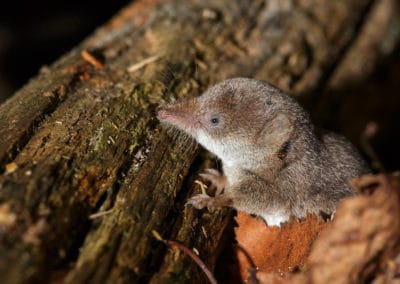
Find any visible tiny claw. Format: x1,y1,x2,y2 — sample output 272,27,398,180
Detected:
186,193,214,210
199,168,227,195
204,168,221,175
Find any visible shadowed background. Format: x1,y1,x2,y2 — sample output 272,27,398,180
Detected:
0,0,129,102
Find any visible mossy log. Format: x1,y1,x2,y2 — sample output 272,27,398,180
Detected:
0,0,398,283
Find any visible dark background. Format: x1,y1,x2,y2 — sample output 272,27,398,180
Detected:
0,0,129,102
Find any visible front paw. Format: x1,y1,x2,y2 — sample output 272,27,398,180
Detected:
199,168,227,195
186,194,216,210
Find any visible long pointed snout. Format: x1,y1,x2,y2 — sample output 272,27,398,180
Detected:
156,104,186,124
156,106,172,121
156,99,200,136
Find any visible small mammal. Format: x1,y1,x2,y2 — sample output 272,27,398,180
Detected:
157,78,369,226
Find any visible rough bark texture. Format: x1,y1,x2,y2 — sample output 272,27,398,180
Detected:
0,0,399,283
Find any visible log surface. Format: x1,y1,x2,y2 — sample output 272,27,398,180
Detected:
0,0,398,283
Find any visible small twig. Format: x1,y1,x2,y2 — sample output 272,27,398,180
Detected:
81,49,104,70
128,55,160,73
360,121,385,172
235,244,259,284
89,208,114,219
152,230,218,284
166,240,218,284
195,179,208,195
360,121,393,193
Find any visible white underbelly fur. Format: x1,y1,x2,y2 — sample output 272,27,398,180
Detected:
261,212,289,227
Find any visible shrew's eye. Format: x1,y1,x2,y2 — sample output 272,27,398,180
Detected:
210,116,219,125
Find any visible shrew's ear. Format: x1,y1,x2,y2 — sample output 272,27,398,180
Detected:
273,113,292,133
258,113,293,143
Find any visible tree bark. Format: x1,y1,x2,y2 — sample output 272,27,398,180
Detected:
0,0,398,283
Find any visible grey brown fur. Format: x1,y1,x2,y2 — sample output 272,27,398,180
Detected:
157,78,370,226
